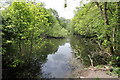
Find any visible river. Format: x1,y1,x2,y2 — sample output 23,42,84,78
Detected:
39,36,84,78
3,35,100,79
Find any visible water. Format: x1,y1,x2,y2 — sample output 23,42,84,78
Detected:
41,43,73,78
3,36,100,79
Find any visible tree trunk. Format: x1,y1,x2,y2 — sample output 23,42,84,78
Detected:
95,2,103,15
112,27,115,51
104,2,114,54
104,2,109,25
95,2,114,54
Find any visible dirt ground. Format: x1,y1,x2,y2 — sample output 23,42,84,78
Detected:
70,66,119,78
78,69,118,78
68,58,119,79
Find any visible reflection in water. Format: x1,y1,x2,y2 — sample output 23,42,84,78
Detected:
3,36,98,79
41,43,73,78
70,35,103,67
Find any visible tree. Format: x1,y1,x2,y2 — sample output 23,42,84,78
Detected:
71,2,120,55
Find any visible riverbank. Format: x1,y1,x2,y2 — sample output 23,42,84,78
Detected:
70,65,119,78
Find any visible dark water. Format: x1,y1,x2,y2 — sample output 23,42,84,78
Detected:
3,36,101,79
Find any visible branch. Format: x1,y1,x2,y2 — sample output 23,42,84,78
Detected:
88,55,93,67
108,7,113,15
104,2,109,25
95,2,104,15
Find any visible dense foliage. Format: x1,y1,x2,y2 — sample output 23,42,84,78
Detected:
1,1,69,72
71,2,120,76
1,0,120,78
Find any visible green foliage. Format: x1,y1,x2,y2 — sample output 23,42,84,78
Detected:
71,2,120,53
71,2,120,76
71,3,100,36
71,2,120,49
112,67,120,77
47,22,68,37
2,1,69,69
9,59,23,68
107,67,120,77
46,9,69,37
109,55,120,67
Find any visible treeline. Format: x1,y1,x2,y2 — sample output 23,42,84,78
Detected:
71,2,120,75
1,1,69,68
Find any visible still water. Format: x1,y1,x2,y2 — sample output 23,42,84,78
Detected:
3,36,99,79
41,43,73,78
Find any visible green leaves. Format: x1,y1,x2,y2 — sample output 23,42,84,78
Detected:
9,59,23,68
6,40,12,44
71,3,100,36
2,1,69,62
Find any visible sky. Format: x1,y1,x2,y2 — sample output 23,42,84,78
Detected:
0,0,89,19
36,0,83,19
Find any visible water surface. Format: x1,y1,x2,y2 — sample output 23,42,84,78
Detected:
41,43,73,78
3,36,99,79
